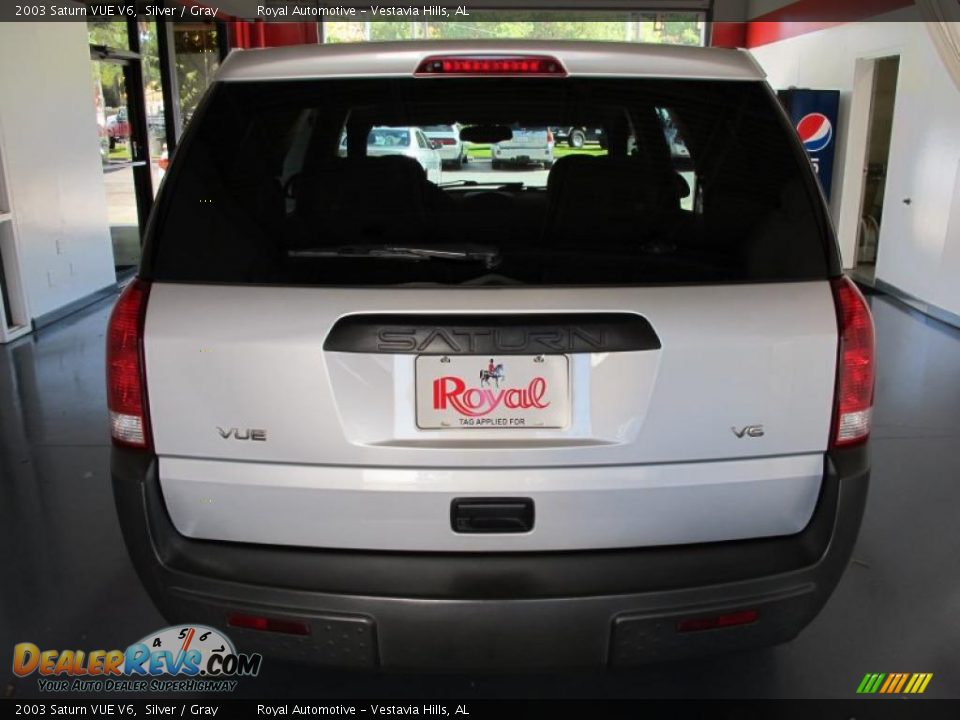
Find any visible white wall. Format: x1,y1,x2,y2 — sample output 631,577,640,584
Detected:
750,13,960,319
0,22,116,322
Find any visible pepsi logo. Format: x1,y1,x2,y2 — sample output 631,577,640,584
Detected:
796,112,833,153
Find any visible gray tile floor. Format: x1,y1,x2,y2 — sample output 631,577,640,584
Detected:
2,291,958,699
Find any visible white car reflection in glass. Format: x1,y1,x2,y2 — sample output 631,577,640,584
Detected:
423,124,469,169
338,126,443,184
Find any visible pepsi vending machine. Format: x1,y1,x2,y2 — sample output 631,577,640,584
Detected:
778,89,840,201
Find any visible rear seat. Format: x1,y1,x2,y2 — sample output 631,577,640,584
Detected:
293,155,429,244
543,155,685,246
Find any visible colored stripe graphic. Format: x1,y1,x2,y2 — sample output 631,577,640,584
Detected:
905,673,934,693
879,674,896,693
857,673,884,695
857,672,932,694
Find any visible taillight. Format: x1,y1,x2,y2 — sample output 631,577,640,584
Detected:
107,278,152,450
415,55,566,77
158,155,169,171
546,128,554,144
830,276,875,448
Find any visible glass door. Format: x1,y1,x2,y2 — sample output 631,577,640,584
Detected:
89,21,154,280
172,23,221,132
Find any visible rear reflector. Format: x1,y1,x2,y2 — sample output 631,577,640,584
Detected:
106,278,152,450
676,609,759,633
227,613,311,636
416,55,566,77
830,277,875,448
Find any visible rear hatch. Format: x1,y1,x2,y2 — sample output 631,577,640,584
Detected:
137,55,842,552
495,126,551,149
423,124,459,144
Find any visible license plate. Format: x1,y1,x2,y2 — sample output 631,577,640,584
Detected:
511,130,545,145
416,355,569,429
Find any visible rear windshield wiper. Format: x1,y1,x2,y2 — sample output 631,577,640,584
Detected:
288,243,502,269
438,180,525,189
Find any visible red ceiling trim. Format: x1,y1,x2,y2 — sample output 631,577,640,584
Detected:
744,0,915,48
710,22,748,49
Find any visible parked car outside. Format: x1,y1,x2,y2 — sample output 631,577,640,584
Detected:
551,126,606,149
105,106,130,149
422,124,469,168
338,126,442,183
491,126,555,168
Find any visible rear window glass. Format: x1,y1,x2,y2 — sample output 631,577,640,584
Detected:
369,128,410,146
146,78,832,286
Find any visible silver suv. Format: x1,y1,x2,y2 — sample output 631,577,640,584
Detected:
109,41,874,670
491,125,555,169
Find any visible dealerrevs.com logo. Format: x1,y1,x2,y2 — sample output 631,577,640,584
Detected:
13,625,261,693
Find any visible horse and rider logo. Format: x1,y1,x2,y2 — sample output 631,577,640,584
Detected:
480,359,505,388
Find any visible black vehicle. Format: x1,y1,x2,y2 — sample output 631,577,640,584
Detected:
550,126,607,149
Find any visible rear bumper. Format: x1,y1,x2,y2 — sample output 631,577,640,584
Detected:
492,147,553,163
434,144,462,161
112,447,868,670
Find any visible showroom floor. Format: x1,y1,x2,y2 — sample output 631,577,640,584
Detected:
1,290,958,699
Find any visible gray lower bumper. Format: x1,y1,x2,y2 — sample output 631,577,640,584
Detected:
112,447,869,670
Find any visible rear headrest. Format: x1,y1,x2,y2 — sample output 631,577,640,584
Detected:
295,155,428,242
550,156,661,210
545,154,596,196
743,179,818,276
340,155,426,205
543,156,684,245
299,154,426,200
